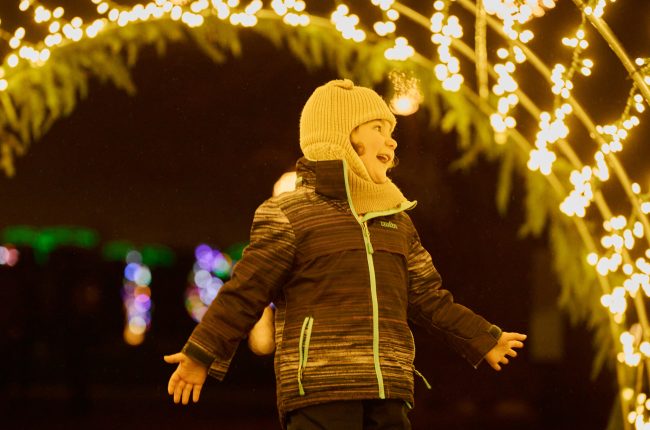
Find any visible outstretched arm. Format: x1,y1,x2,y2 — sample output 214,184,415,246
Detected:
164,353,209,405
484,332,527,371
406,223,503,366
181,198,296,380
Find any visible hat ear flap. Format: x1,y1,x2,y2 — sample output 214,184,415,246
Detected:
343,136,373,181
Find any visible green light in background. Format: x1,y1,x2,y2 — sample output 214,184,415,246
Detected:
102,241,174,267
225,242,248,262
2,225,99,263
102,241,135,262
141,245,174,267
2,225,37,245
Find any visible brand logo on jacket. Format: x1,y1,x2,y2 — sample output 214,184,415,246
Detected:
380,221,398,230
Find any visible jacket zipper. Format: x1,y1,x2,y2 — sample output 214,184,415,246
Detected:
297,315,314,396
359,219,383,397
341,160,417,400
361,221,374,254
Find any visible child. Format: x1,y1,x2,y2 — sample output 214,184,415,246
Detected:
164,79,526,429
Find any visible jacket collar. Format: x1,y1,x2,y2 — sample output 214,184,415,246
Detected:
295,157,347,201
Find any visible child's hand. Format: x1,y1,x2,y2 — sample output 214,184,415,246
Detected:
164,352,209,404
248,305,276,355
484,332,527,371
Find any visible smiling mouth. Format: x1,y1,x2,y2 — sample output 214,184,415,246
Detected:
377,154,392,164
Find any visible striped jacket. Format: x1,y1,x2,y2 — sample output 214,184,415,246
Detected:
182,158,501,426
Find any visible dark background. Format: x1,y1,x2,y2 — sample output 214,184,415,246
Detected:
3,0,649,428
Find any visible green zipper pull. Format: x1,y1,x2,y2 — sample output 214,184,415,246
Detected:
414,368,432,390
297,316,310,396
361,221,374,254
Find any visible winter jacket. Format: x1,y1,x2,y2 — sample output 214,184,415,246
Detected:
182,157,501,426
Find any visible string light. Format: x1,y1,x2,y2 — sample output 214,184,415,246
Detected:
529,23,589,178
271,0,309,26
430,1,464,92
584,0,616,19
370,0,398,36
371,0,395,11
482,0,650,418
384,36,414,61
331,5,365,42
483,1,548,142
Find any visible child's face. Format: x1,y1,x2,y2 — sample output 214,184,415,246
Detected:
350,119,397,184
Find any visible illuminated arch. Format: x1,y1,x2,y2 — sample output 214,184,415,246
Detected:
1,1,649,427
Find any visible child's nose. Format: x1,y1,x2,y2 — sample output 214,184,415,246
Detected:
386,137,397,149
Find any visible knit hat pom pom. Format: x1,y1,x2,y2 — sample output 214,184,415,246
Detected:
328,79,355,90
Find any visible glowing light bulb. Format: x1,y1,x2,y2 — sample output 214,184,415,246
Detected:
587,253,598,265
385,37,414,60
7,54,19,68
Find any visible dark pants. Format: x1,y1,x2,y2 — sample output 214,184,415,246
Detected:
286,399,411,430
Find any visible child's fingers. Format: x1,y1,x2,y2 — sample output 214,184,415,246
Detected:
174,380,186,404
193,385,202,403
181,384,193,405
506,349,517,358
511,340,525,349
164,353,182,364
168,372,179,395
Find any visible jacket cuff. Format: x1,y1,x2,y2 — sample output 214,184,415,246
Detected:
182,341,215,368
488,324,502,340
208,360,231,381
464,332,499,368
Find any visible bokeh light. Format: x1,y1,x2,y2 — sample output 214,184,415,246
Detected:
121,255,153,346
389,70,422,116
185,244,233,322
0,245,19,266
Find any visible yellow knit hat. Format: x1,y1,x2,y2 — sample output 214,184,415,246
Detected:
299,79,412,214
299,79,396,178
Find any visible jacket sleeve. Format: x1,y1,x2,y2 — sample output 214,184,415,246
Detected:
406,226,500,368
182,198,296,380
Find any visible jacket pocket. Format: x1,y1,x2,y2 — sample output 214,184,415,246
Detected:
297,315,314,396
